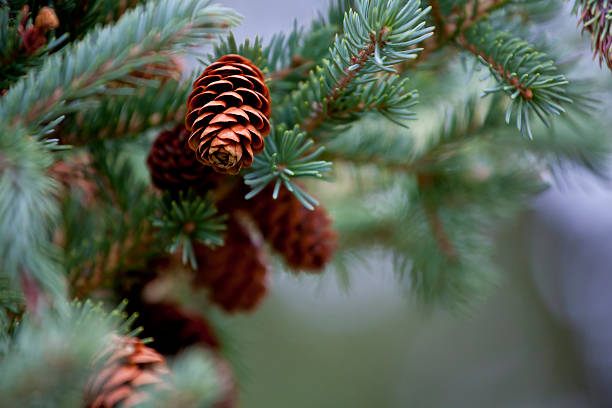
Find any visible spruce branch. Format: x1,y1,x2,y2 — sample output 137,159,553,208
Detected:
417,173,459,260
56,78,192,145
60,146,160,298
152,191,227,269
0,300,140,407
0,0,240,130
0,124,65,301
244,124,332,210
278,0,432,134
460,23,570,138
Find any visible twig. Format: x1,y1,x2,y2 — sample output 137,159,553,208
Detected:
301,27,389,133
457,35,534,100
417,173,458,260
266,55,313,82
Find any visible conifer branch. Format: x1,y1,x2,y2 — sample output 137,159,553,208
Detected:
244,124,332,209
152,191,227,269
460,22,570,138
0,124,65,299
0,0,240,130
458,35,534,100
277,0,432,134
56,78,192,144
418,173,458,260
301,27,389,132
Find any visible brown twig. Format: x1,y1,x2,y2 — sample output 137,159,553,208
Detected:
301,27,390,133
428,0,448,42
424,204,458,260
457,35,534,100
266,55,313,82
401,0,510,71
417,173,459,260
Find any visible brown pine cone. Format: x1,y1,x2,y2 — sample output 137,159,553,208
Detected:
35,6,60,31
146,124,223,194
84,335,170,408
248,185,337,271
19,6,59,55
132,301,221,355
194,213,269,312
185,54,271,175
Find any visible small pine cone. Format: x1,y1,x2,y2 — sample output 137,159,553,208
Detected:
35,6,59,31
185,54,271,175
84,335,170,408
248,185,337,271
194,213,269,312
133,301,221,355
146,124,223,194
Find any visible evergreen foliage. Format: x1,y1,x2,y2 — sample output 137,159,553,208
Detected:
0,0,610,404
153,191,226,269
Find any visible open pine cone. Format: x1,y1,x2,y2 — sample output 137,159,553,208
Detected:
84,335,170,408
185,54,271,175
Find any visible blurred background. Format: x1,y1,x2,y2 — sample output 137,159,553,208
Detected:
207,2,612,407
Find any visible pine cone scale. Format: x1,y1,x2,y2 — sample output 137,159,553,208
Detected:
84,336,170,408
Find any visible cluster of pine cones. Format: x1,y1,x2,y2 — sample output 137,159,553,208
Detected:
82,54,337,408
147,54,337,314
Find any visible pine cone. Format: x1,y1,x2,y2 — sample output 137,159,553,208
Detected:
84,335,170,408
194,213,269,312
185,54,271,175
19,6,59,55
35,6,60,31
132,301,221,355
248,185,337,271
146,124,223,194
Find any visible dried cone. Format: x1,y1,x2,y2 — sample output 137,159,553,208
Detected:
248,185,337,271
194,213,269,312
84,335,170,408
185,54,271,175
146,124,223,194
